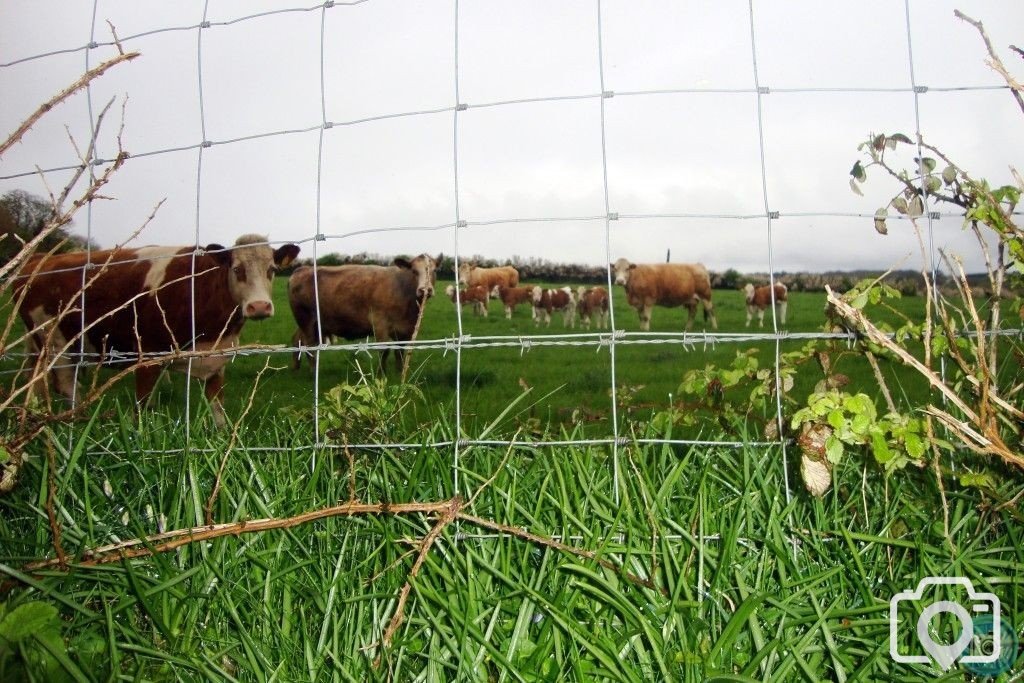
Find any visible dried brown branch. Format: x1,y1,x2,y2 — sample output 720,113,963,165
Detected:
400,297,426,384
378,497,461,658
955,10,1024,116
0,51,139,157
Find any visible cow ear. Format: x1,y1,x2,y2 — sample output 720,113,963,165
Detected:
205,243,230,265
628,263,637,271
393,257,412,269
274,243,300,268
435,253,444,267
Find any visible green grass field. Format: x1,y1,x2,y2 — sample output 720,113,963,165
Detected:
2,275,1023,680
3,275,935,441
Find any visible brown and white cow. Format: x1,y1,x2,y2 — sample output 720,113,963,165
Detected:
14,234,300,425
532,286,576,327
288,253,440,373
457,263,519,295
744,282,788,327
445,284,489,317
576,286,610,330
491,284,535,320
611,258,717,331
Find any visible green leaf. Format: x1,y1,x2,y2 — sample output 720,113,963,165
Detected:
850,178,864,196
890,133,912,144
871,432,893,463
850,161,867,182
825,435,844,464
916,157,937,173
0,602,59,644
942,165,957,184
904,432,925,459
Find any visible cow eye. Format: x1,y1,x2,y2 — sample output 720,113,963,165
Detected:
266,266,275,279
233,265,246,280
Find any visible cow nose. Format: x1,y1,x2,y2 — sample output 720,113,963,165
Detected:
245,300,273,318
419,286,434,299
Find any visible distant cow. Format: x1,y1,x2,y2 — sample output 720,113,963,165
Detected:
445,284,489,317
744,282,788,327
288,253,440,373
457,263,519,295
576,286,610,329
491,284,536,319
14,235,300,426
611,258,717,331
533,286,576,327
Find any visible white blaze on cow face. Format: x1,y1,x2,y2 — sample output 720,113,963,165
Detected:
612,258,634,286
457,263,472,287
225,235,278,319
395,253,440,299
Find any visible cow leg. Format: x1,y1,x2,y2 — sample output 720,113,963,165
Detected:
745,306,753,327
638,304,652,332
705,300,718,331
779,301,788,325
758,309,765,327
505,305,512,319
204,370,227,428
683,303,697,332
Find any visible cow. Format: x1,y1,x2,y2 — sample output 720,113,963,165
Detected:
457,263,519,295
288,253,440,374
14,234,300,426
611,258,717,331
576,286,610,329
744,282,788,327
491,284,536,320
444,284,489,317
532,286,576,327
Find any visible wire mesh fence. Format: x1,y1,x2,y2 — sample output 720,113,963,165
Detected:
2,0,1022,505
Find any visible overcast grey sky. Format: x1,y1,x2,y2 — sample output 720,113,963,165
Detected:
2,1,1022,274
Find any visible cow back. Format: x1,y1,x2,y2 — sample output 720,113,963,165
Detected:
17,247,238,356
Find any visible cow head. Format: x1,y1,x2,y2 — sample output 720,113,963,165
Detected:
457,262,473,286
212,234,300,319
612,258,635,286
394,253,439,300
491,284,501,298
445,284,457,300
532,286,543,304
743,283,755,301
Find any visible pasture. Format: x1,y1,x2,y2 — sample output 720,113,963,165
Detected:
63,273,931,440
6,270,1019,681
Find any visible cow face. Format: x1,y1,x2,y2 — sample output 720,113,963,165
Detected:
394,253,439,300
221,234,300,319
457,262,473,286
743,283,755,300
612,258,635,286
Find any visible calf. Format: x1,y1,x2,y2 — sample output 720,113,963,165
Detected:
611,258,717,331
288,253,439,373
532,286,576,327
14,235,300,426
576,286,610,329
457,263,519,294
445,284,489,316
491,284,536,319
744,282,788,327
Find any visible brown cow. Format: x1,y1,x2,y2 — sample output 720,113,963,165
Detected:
744,282,788,327
491,284,535,320
445,284,489,317
457,263,519,294
14,234,300,425
532,286,576,327
576,286,610,329
288,253,440,373
611,258,717,331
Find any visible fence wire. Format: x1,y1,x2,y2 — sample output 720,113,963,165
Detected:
3,1,1020,504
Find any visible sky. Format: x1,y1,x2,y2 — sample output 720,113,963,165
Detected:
1,0,1022,274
